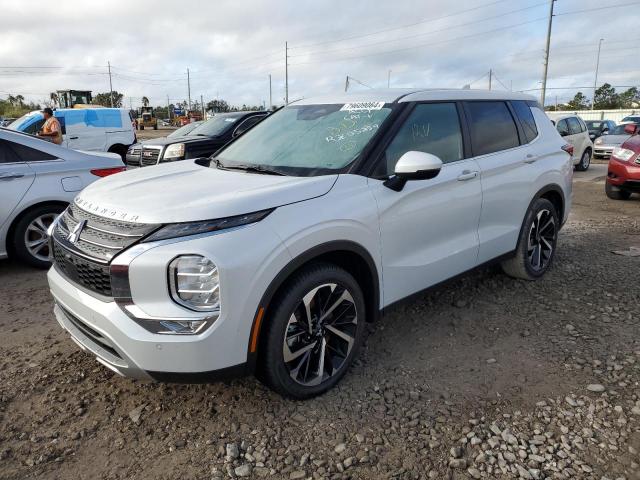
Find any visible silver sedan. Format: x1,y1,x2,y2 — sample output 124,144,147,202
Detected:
593,123,637,159
0,128,124,267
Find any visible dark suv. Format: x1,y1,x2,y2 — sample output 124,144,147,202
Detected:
126,111,268,168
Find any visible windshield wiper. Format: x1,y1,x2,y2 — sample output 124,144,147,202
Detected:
218,162,286,176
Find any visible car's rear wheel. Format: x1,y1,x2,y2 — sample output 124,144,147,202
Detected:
575,148,591,171
501,198,559,281
12,205,64,268
260,263,366,399
605,181,632,200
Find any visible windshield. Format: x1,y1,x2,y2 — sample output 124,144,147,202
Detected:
611,124,633,135
190,115,239,137
168,122,202,138
215,103,394,175
622,116,640,123
8,112,41,131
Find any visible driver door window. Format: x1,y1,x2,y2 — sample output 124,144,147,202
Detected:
375,102,463,177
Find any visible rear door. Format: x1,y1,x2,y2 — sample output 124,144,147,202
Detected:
0,139,36,229
463,100,534,263
369,102,482,304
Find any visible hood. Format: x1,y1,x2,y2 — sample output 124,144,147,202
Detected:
74,160,338,224
596,135,630,146
140,135,219,147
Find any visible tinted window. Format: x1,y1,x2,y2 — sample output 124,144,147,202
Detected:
0,140,20,163
511,101,538,143
567,117,582,135
556,119,569,136
9,141,56,161
234,115,265,135
376,103,463,176
466,101,519,156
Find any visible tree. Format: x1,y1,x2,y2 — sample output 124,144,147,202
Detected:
618,87,640,108
142,96,149,107
15,95,24,106
7,95,16,106
93,91,124,108
593,83,619,110
206,99,230,113
566,92,590,110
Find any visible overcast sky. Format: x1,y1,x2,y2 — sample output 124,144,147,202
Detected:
1,0,638,109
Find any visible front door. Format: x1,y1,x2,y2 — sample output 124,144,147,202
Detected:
0,140,35,229
368,102,483,306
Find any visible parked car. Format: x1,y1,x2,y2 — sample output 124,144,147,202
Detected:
47,89,571,398
605,123,640,200
8,108,136,159
593,123,638,158
0,128,125,267
585,119,616,141
0,117,16,127
554,114,593,171
125,112,268,168
166,120,203,138
621,115,640,124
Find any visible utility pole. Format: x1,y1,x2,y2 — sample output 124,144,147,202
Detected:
555,95,558,111
541,0,556,107
200,94,204,118
592,38,604,110
107,61,114,107
284,42,289,105
488,69,492,90
387,70,391,88
269,74,272,110
187,68,192,111
345,76,350,92
167,95,171,123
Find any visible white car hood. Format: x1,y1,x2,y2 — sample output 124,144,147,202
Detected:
75,160,338,224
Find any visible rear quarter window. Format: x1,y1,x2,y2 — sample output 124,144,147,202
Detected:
567,117,582,135
511,101,538,143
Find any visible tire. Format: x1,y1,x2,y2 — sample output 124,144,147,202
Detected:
259,262,366,399
108,144,127,161
605,181,632,200
153,124,158,130
501,198,559,281
12,204,64,268
140,125,144,130
574,148,591,171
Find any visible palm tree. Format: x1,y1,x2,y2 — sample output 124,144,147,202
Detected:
50,92,59,107
15,95,24,106
7,95,16,106
142,96,149,107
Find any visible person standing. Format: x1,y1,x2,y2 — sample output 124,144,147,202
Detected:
37,108,63,145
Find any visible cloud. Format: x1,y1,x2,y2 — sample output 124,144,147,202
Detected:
0,0,637,108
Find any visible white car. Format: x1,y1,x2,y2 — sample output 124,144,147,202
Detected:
9,108,136,159
552,114,593,171
0,128,125,267
47,89,572,398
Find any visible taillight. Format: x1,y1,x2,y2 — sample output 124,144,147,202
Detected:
91,167,126,177
561,144,574,156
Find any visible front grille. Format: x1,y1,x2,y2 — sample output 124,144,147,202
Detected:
52,204,159,297
126,147,142,167
141,147,161,166
53,242,113,296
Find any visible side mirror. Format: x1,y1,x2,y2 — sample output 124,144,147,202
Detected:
383,151,443,191
624,124,638,135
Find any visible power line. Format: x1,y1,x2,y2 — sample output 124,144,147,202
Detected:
289,1,548,58
290,0,513,49
555,1,640,16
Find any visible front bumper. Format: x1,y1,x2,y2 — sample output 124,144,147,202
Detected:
594,146,614,158
607,157,640,188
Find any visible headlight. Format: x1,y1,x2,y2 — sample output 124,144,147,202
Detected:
163,143,185,160
612,147,635,162
594,138,603,145
144,209,273,242
169,255,220,313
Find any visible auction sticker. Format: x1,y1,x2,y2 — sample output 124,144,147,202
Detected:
340,101,385,111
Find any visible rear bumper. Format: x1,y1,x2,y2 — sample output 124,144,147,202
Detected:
607,158,640,188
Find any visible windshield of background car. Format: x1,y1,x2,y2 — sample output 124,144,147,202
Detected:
168,122,201,138
214,103,394,175
7,113,41,131
189,115,239,137
611,124,633,135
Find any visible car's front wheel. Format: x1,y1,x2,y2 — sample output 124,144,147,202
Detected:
605,181,632,200
501,198,559,280
12,204,64,268
575,148,591,171
260,263,366,399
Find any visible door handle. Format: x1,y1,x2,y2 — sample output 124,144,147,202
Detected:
524,154,538,164
457,170,478,181
69,136,79,140
0,172,25,181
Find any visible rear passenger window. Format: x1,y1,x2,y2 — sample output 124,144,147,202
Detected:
0,140,20,163
567,117,582,135
465,101,519,156
376,102,463,176
8,141,56,162
511,101,538,143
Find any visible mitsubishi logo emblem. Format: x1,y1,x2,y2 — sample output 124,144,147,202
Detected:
67,220,87,244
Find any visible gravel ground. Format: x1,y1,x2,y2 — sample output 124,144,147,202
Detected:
0,170,639,480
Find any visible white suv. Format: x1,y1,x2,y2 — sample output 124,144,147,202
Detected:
47,89,572,398
553,114,593,171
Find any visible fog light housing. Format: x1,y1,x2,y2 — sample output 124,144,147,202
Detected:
159,319,209,334
168,255,220,312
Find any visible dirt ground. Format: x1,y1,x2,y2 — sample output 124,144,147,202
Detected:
135,126,177,141
0,164,639,480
